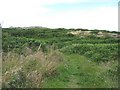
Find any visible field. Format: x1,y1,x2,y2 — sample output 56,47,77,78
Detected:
2,27,119,88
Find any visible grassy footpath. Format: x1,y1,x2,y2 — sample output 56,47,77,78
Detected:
42,54,118,88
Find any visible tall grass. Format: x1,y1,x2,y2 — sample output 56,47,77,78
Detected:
2,47,63,88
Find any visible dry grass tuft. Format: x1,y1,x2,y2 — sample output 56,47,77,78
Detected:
2,47,63,88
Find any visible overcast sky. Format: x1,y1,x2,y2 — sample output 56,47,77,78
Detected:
0,0,119,31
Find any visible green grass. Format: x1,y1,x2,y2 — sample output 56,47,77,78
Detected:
42,54,118,88
3,51,117,88
2,48,118,88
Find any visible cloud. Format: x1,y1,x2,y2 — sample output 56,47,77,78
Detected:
0,0,118,31
38,6,118,31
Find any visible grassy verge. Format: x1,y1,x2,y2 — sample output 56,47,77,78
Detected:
42,54,118,88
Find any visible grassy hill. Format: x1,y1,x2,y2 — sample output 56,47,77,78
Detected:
2,27,119,88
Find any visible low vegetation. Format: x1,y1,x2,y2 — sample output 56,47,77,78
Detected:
2,27,119,88
2,47,63,88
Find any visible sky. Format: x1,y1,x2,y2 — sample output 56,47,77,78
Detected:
0,0,119,31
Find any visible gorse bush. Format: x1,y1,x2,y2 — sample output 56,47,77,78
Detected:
2,28,119,53
61,44,118,62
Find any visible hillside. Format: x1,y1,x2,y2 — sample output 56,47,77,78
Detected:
2,27,119,88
